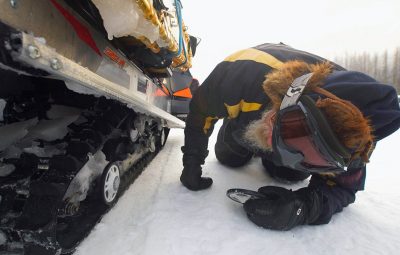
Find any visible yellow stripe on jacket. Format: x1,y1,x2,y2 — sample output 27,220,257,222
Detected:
202,48,283,134
224,48,283,69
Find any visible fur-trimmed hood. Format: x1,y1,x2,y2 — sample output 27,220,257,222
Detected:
260,60,375,162
263,60,333,111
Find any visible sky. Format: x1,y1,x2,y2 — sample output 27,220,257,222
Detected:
75,124,400,255
181,0,400,81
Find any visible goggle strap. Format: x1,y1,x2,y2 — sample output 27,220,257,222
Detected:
313,86,343,101
280,73,314,110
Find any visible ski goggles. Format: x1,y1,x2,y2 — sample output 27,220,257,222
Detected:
272,73,351,173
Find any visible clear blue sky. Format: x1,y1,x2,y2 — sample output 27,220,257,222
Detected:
182,0,400,81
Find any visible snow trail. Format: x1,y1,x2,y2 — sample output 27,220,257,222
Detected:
75,125,400,255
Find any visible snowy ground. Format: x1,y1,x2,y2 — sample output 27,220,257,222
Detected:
74,123,400,255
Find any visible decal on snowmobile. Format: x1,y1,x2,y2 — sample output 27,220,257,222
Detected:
103,47,126,68
50,0,102,56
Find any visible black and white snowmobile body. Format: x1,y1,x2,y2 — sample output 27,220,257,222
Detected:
0,0,196,254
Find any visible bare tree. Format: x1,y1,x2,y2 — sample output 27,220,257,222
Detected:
382,50,389,83
393,47,400,91
334,48,400,93
372,53,379,79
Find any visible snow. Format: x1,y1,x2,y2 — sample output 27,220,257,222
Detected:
0,105,79,177
92,0,160,43
0,99,5,121
65,81,103,97
0,105,79,152
25,115,79,142
0,118,38,151
0,163,15,177
23,142,66,158
74,124,400,255
46,105,81,120
0,230,6,246
1,145,23,159
63,151,109,204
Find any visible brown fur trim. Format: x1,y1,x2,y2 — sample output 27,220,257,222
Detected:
262,60,374,163
316,98,374,162
263,61,333,111
243,110,275,151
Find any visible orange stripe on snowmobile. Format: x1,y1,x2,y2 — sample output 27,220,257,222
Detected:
154,84,171,97
162,84,170,95
104,47,126,68
155,88,168,97
173,87,192,98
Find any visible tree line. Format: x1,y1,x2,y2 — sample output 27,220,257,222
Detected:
334,48,400,93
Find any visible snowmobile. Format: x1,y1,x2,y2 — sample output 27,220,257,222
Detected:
0,0,196,254
167,69,198,121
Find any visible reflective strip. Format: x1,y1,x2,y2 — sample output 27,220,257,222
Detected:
203,116,220,134
224,48,283,69
326,180,337,186
224,100,263,119
319,172,337,177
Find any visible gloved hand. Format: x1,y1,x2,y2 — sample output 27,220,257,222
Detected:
243,186,321,230
180,146,213,191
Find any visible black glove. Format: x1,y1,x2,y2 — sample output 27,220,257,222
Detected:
243,186,321,230
180,146,213,191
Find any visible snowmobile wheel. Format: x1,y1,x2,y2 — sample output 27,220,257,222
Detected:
101,162,121,206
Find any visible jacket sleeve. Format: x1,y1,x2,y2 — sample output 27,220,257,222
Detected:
183,63,229,160
263,154,366,225
307,164,366,225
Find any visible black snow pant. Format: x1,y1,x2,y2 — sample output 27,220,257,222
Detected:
215,119,310,182
214,119,253,167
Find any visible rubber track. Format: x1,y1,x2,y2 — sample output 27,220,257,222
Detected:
58,149,160,254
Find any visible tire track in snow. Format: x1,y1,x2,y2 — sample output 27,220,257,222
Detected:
135,130,186,255
74,130,184,255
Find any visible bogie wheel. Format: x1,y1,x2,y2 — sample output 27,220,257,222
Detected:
100,162,121,206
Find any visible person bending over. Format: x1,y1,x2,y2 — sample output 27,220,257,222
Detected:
180,43,400,230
